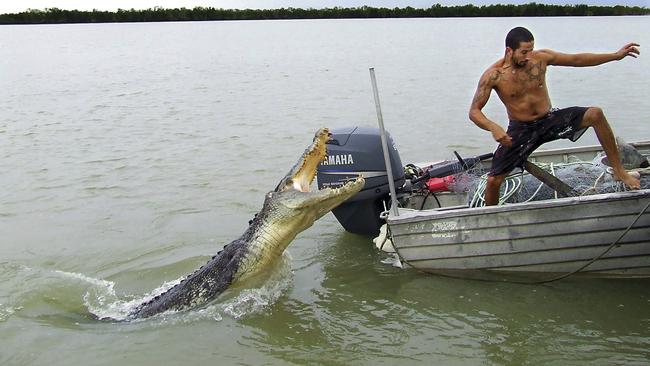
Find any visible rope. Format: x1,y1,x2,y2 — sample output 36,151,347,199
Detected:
531,199,650,284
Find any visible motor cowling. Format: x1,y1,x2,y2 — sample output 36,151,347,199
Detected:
317,126,404,235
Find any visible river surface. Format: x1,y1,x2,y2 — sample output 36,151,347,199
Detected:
1,16,649,365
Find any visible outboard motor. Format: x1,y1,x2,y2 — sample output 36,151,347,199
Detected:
317,126,404,235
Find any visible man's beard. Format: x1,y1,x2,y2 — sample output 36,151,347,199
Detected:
512,56,527,68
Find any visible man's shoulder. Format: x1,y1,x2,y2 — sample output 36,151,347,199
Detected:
481,60,504,84
530,49,555,62
486,58,505,71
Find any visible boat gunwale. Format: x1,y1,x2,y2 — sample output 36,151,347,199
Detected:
388,189,650,225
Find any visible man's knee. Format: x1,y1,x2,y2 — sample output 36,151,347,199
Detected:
487,174,505,189
583,106,606,126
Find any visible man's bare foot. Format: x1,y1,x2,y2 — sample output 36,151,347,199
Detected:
616,171,641,190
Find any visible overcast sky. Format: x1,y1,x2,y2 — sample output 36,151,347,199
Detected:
1,0,648,13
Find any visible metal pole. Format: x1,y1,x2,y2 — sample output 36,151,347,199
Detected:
369,68,399,217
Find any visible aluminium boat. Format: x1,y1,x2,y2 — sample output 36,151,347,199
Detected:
317,127,650,278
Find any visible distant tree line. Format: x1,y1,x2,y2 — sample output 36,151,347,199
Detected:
1,3,648,25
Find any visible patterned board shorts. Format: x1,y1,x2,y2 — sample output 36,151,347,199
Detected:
489,106,589,176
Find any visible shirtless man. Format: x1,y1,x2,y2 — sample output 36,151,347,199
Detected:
469,26,641,206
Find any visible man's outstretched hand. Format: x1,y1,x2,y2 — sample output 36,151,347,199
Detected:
616,42,640,60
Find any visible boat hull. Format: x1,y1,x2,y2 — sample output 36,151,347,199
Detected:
388,190,650,277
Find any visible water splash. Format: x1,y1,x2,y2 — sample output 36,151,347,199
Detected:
0,303,17,322
60,252,294,322
155,254,294,324
55,270,181,322
221,264,293,319
380,253,403,269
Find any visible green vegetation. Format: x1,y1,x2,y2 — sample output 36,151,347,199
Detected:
1,3,648,24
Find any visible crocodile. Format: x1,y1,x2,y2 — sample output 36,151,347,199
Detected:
124,128,364,320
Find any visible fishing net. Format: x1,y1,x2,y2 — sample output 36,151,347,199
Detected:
444,153,650,207
446,162,488,196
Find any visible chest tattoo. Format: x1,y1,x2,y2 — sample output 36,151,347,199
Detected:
524,61,545,87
